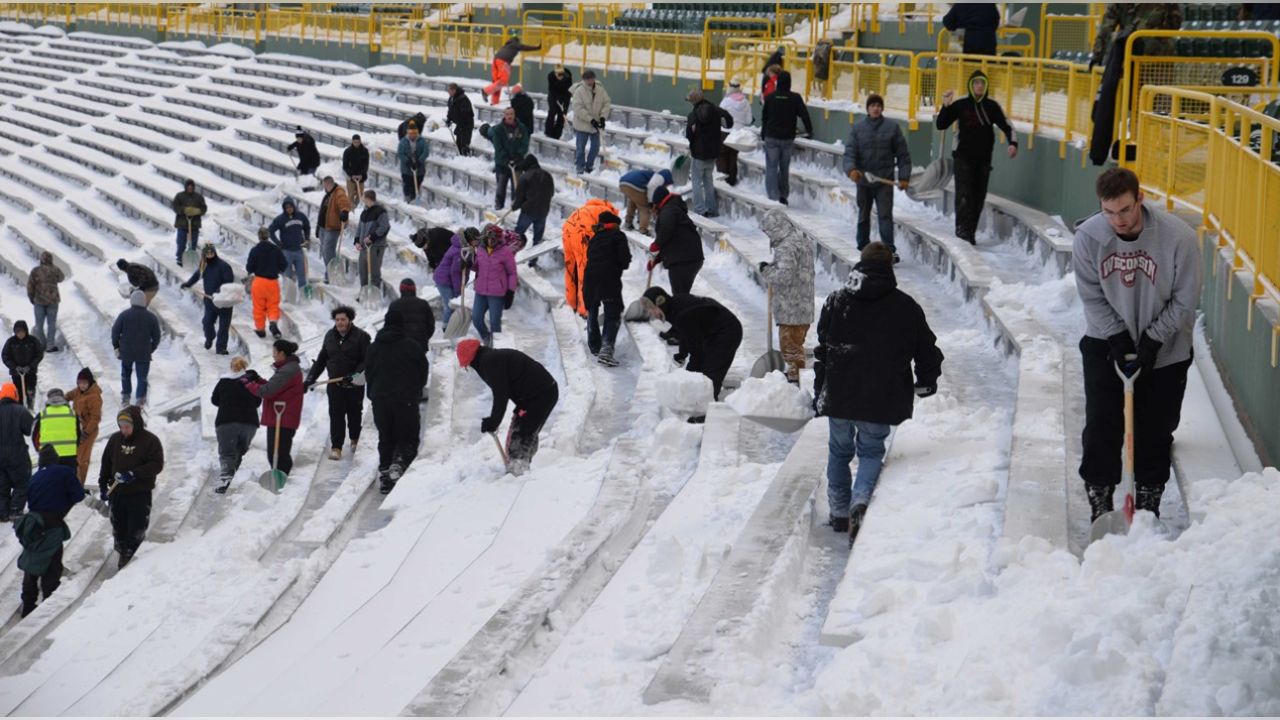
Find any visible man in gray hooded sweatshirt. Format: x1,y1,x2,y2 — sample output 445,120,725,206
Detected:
1073,167,1201,522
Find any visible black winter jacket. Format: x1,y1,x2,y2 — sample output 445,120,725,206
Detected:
661,294,743,369
98,405,164,497
582,225,631,304
686,99,733,160
287,133,321,171
934,70,1018,164
397,112,427,140
183,255,235,296
2,330,43,372
813,263,944,425
415,227,455,269
246,239,288,280
547,69,573,107
653,194,704,267
447,90,474,130
494,38,540,64
210,373,261,427
306,325,371,386
513,156,555,218
469,347,557,425
761,72,813,141
111,300,161,364
121,261,159,292
388,294,435,349
172,189,207,230
511,92,535,140
343,144,369,179
942,3,1000,55
0,398,33,466
364,326,428,403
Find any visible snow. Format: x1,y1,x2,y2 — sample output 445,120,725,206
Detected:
725,370,814,421
655,368,713,415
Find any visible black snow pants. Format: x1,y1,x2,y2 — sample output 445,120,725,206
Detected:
327,383,364,451
373,400,421,472
953,156,992,242
689,322,744,400
110,490,152,558
505,383,559,476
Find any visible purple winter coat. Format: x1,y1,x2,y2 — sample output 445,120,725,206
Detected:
472,243,518,297
433,234,464,295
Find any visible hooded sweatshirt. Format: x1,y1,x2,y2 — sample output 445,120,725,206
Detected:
814,261,944,425
758,209,816,325
269,197,311,252
760,72,813,141
172,183,208,230
27,252,64,306
512,155,555,218
720,88,753,128
365,318,429,403
111,291,161,363
934,69,1018,164
98,405,164,497
247,236,288,280
3,321,44,371
183,250,236,296
433,233,465,294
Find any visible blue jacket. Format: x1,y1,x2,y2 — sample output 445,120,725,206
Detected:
268,198,310,252
398,135,429,177
27,463,84,515
619,168,672,193
247,240,288,280
183,255,236,296
111,294,161,363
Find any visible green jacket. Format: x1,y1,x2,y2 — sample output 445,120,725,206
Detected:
15,513,69,576
487,120,530,172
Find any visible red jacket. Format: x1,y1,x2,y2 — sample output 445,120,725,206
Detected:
247,355,304,430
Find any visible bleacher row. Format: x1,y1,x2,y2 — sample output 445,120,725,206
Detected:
604,7,779,34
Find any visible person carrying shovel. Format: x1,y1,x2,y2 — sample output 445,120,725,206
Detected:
842,93,912,261
172,179,207,267
1072,167,1200,528
180,244,236,355
97,405,164,569
243,340,305,483
757,209,815,384
639,287,742,423
2,320,44,411
303,306,371,462
484,107,530,211
398,121,429,203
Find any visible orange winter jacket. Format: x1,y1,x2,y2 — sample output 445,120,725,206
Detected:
562,199,618,316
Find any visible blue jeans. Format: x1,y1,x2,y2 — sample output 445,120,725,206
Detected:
472,293,505,342
763,136,793,202
514,211,546,245
318,228,340,281
176,227,198,261
689,157,718,215
586,298,622,354
283,248,307,289
826,418,892,518
436,283,456,325
575,130,600,173
32,303,57,349
121,359,151,402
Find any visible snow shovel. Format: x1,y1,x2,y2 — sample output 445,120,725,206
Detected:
327,224,352,284
300,251,314,300
1089,358,1139,543
483,207,514,226
444,273,472,339
739,413,811,434
258,401,288,494
670,153,690,185
357,242,383,308
307,376,346,390
17,369,30,413
624,264,655,322
182,217,199,267
905,128,955,199
749,286,786,379
489,431,508,465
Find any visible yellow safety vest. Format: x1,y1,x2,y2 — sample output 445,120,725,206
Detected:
37,404,78,458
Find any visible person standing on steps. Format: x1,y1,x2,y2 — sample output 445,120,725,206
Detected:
760,71,813,206
287,127,321,178
562,200,619,317
304,306,370,462
317,177,352,284
509,83,535,141
471,225,519,347
685,88,734,218
434,228,471,327
64,368,101,487
582,211,631,367
27,251,63,353
545,64,573,139
365,308,429,494
246,226,287,339
718,78,753,187
111,290,161,408
758,209,816,384
941,2,1001,55
648,185,705,296
1073,167,1201,523
413,225,455,272
934,70,1018,245
456,338,558,476
269,196,311,294
210,356,260,494
17,444,83,617
3,320,44,411
180,244,236,355
483,107,530,210
355,189,391,292
485,35,541,105
244,340,304,479
398,121,430,203
843,93,912,259
0,382,33,522
171,179,207,267
115,258,159,306
617,169,672,236
342,135,369,205
511,155,554,248
397,111,427,140
388,279,435,398
814,242,944,543
570,70,611,175
445,83,475,156
32,388,79,470
640,287,742,419
98,405,163,569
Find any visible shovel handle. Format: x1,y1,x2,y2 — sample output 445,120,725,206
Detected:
489,431,508,465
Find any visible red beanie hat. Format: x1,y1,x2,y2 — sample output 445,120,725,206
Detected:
0,383,15,402
456,338,481,368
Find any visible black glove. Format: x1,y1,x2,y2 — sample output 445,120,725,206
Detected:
243,369,262,383
480,416,499,434
1106,331,1137,367
914,383,937,398
181,281,193,290
479,122,491,139
811,394,821,416
503,290,514,310
507,158,516,168
598,117,606,129
758,261,770,273
1136,333,1162,374
445,118,453,127
590,119,600,130
100,485,110,503
673,352,688,366
303,379,315,391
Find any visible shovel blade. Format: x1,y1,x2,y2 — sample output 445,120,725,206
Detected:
444,308,472,339
182,249,199,267
258,469,286,494
623,298,650,323
749,351,786,379
908,157,954,197
358,285,383,308
740,414,811,433
327,258,350,284
1087,509,1131,544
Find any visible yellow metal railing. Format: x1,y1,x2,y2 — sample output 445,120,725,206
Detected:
827,47,919,127
516,24,707,86
1039,11,1098,58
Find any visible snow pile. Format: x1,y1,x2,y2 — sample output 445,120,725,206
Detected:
725,370,813,421
656,369,713,415
810,469,1280,715
212,282,245,308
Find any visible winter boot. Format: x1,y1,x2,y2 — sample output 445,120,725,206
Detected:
388,462,405,482
214,477,232,495
687,415,706,424
329,448,342,461
828,515,849,533
118,549,135,570
1086,484,1114,523
848,503,868,547
597,346,618,367
1136,485,1164,518
269,322,282,339
205,337,214,350
121,393,131,406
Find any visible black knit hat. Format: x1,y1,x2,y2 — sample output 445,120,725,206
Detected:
596,211,622,226
642,286,670,305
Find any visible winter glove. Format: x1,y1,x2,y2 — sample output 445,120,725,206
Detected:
339,210,349,222
914,383,937,398
242,369,262,383
847,169,863,183
480,416,499,434
16,366,27,374
303,379,315,391
479,122,491,139
445,118,453,127
1136,333,1162,374
114,348,121,359
100,486,110,503
811,394,822,417
1106,331,1137,368
800,132,812,140
646,257,658,271
897,180,909,191
503,290,514,310
115,471,136,485
350,371,365,387
303,240,312,251
597,117,606,130
648,242,660,254
181,281,193,290
758,261,770,273
673,352,688,366
590,119,600,130
183,206,201,217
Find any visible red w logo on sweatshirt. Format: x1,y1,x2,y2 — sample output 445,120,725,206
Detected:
1100,251,1158,288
